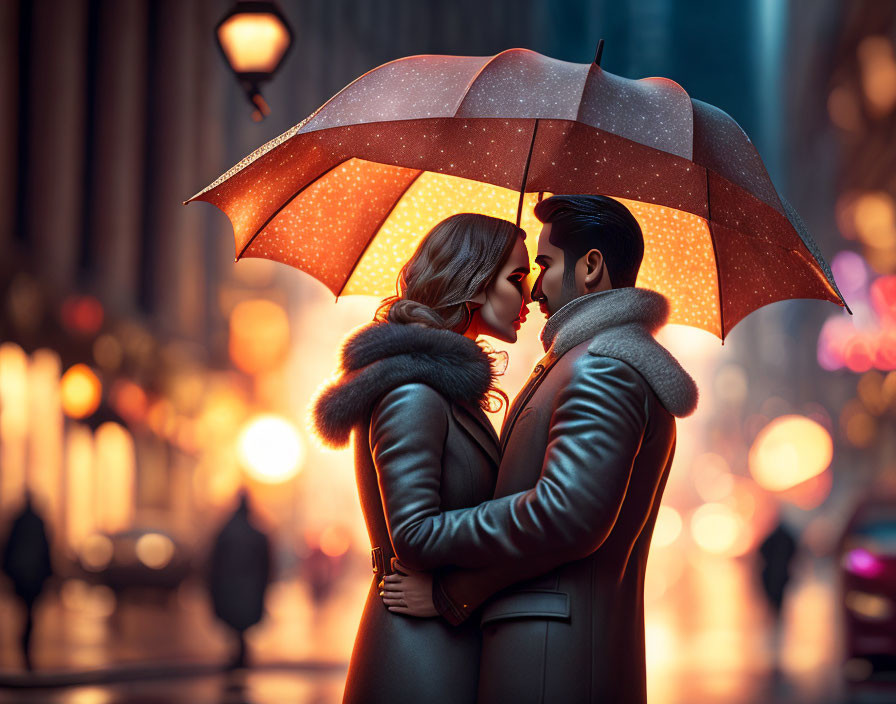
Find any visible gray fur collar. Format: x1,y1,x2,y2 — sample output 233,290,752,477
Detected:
312,322,493,447
541,287,699,417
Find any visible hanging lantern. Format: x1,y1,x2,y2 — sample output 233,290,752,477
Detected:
215,1,294,121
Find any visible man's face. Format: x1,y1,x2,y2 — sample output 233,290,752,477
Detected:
531,223,611,319
531,224,571,318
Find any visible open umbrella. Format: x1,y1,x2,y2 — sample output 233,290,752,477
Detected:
186,43,850,341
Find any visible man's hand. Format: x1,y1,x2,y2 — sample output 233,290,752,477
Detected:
378,560,437,617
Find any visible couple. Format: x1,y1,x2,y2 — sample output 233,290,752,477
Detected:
313,195,699,704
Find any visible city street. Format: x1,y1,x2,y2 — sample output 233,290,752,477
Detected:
2,552,893,704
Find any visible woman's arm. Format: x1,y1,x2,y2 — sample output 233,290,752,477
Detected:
369,383,452,572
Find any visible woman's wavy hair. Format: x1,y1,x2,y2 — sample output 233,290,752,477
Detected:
376,213,526,412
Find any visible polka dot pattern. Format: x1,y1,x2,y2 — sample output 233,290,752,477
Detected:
616,197,721,337
241,159,421,294
187,49,848,340
342,173,545,297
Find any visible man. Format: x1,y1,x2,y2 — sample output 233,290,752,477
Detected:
382,194,699,703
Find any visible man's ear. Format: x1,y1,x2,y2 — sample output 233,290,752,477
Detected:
583,249,604,287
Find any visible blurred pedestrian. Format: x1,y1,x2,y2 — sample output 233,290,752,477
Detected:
758,519,798,615
757,516,799,668
206,489,274,670
1,490,53,670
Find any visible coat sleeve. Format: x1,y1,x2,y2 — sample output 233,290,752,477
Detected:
433,355,647,625
387,355,649,577
369,383,452,570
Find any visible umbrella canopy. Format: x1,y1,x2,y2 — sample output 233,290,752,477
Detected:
187,47,849,341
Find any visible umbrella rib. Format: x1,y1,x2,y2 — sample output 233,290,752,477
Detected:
704,167,726,344
515,119,540,227
335,169,426,298
236,160,349,261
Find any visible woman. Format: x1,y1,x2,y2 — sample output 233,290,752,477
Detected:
312,213,530,704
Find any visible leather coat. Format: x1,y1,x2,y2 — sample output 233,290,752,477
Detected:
313,322,502,704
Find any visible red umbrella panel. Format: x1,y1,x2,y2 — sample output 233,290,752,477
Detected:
187,48,850,341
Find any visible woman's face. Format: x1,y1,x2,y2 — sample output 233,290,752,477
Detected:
468,236,531,343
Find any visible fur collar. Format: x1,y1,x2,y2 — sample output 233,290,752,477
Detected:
312,322,493,447
540,287,699,417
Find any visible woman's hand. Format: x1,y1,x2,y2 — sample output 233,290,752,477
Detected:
379,560,438,617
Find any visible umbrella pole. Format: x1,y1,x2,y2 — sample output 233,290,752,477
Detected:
593,39,604,66
515,119,540,228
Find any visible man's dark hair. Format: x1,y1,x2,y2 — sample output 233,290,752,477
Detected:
533,195,644,289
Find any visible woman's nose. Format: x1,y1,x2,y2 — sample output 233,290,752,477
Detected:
530,276,542,303
523,281,533,304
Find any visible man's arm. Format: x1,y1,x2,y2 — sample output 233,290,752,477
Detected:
389,355,649,574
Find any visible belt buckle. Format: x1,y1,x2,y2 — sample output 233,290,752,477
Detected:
371,546,385,575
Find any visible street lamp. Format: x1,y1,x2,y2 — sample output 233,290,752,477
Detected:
215,1,294,121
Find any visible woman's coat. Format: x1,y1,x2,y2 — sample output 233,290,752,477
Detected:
313,321,500,704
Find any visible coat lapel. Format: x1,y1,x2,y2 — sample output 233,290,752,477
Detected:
499,352,559,451
452,401,500,467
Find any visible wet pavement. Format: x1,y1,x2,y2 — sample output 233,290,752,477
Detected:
1,553,894,703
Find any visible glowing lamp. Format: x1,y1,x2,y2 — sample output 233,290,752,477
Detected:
215,1,293,121
238,413,305,483
61,364,102,419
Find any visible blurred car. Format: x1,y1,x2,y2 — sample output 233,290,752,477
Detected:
76,528,192,592
837,495,896,679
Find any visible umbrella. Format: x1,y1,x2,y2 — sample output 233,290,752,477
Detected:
186,43,850,342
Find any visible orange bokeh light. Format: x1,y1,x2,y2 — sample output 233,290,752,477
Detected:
60,364,102,419
228,299,291,375
319,525,351,558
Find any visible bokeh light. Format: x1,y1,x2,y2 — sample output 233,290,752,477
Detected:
692,453,734,502
92,333,124,371
60,364,102,419
869,274,896,323
319,525,352,557
229,299,291,375
831,250,869,297
238,414,305,483
853,191,896,249
652,506,683,548
60,295,104,335
857,36,896,116
748,415,833,492
80,534,114,571
690,503,745,555
713,364,749,405
840,399,878,448
135,532,176,569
